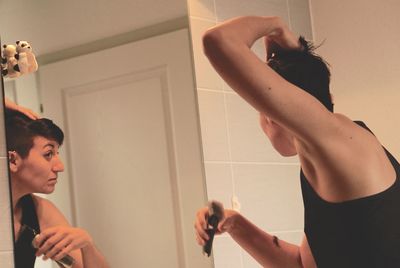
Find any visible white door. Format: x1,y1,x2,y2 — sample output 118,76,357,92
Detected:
38,29,212,268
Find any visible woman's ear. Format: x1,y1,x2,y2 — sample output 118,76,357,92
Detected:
8,151,21,173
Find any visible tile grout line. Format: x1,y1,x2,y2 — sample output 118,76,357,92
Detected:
197,87,237,94
222,90,236,202
307,0,316,42
286,0,293,30
190,16,216,24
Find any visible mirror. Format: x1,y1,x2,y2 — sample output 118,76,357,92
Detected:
0,1,211,267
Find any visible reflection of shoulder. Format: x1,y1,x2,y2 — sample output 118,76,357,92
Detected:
32,195,68,228
32,194,58,212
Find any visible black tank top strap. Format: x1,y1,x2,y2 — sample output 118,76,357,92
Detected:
20,194,40,233
355,120,400,185
14,194,40,268
354,120,374,134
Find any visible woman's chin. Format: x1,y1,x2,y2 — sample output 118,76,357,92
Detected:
42,185,56,194
273,144,297,157
279,150,297,157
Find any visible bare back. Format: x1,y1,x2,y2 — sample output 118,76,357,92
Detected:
297,114,396,203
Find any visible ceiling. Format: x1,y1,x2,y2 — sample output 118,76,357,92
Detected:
0,0,188,56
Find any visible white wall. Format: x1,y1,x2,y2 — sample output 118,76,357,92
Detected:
309,0,400,159
187,0,312,267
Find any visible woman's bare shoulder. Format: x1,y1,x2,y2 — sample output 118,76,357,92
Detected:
31,194,69,228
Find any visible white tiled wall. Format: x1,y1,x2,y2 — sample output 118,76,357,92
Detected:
0,89,15,267
188,0,312,266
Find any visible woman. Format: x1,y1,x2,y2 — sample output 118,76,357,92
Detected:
194,16,400,267
6,108,109,268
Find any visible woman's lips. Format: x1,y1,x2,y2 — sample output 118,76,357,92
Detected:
48,178,57,184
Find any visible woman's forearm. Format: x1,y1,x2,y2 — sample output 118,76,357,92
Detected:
228,213,303,268
203,16,283,49
81,243,109,268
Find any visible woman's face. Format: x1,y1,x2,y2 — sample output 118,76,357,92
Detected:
15,136,64,194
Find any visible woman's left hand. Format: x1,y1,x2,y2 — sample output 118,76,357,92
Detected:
34,226,93,262
264,20,301,59
5,97,40,119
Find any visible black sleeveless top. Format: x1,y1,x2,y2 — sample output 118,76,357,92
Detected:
14,194,40,268
301,121,400,268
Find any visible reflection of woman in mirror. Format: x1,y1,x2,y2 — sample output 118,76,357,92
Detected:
6,109,109,268
194,16,400,267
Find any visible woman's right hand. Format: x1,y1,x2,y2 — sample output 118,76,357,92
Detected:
34,225,93,262
194,207,240,246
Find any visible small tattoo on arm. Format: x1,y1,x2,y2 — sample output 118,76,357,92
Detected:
273,235,280,247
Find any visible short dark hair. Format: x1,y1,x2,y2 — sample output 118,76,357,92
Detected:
267,37,333,112
5,108,64,158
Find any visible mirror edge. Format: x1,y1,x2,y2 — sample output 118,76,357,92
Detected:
0,37,17,268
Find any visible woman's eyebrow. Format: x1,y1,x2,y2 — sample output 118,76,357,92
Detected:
42,143,55,149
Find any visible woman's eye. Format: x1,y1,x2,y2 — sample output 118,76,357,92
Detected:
44,152,54,159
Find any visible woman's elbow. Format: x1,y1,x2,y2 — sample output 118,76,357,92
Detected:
202,28,225,58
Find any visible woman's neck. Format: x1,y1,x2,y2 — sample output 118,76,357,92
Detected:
11,179,29,212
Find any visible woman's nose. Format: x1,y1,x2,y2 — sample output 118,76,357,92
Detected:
53,157,65,172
